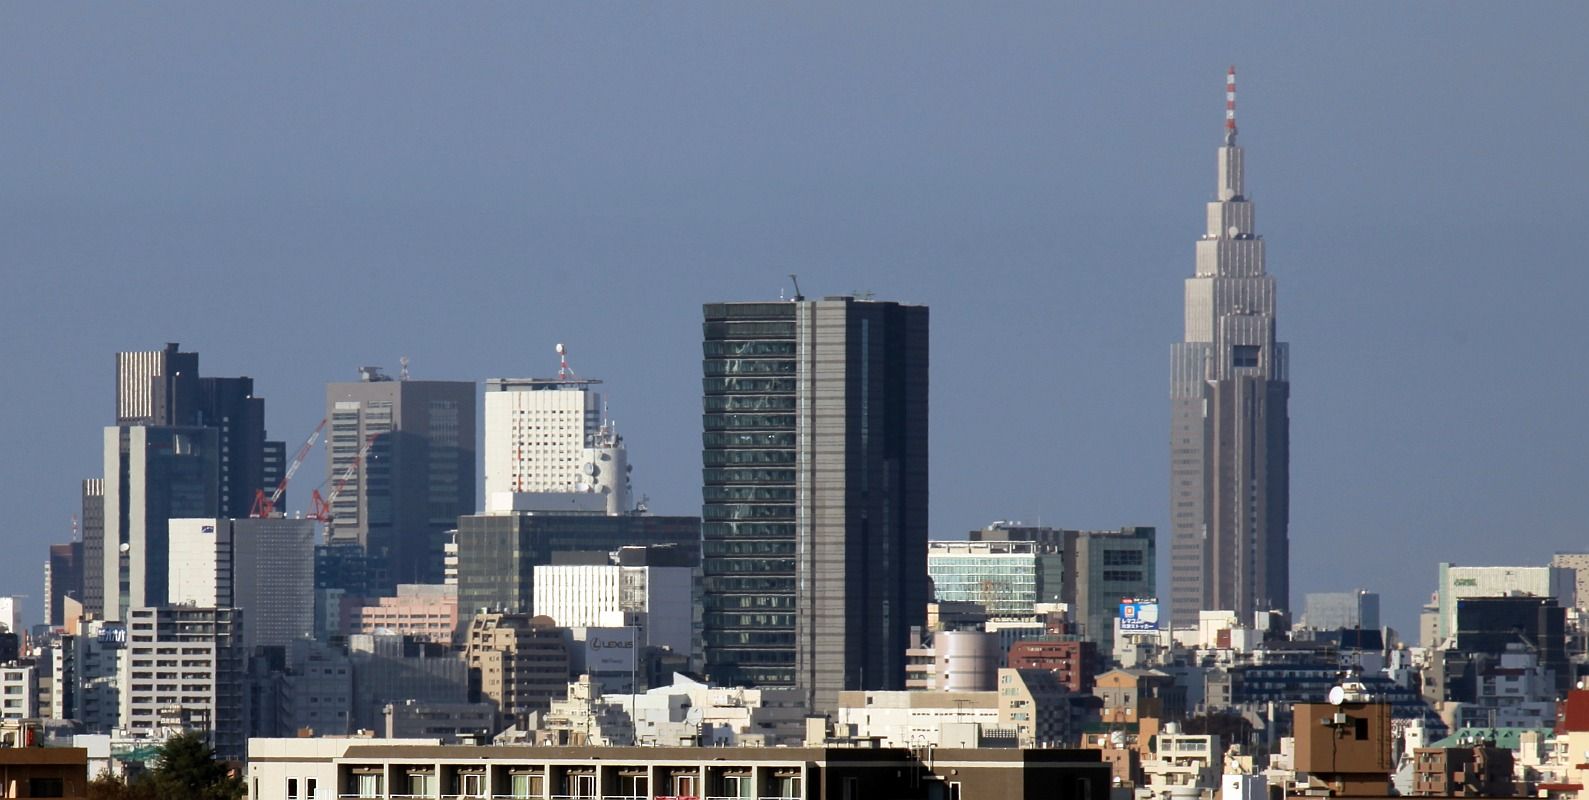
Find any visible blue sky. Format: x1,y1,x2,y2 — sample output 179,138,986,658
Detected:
3,4,1586,633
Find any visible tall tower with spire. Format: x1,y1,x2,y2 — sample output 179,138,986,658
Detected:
1169,67,1291,627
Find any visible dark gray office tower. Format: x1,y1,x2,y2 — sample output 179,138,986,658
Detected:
117,343,200,426
100,426,220,620
196,376,272,519
45,542,84,628
455,511,700,620
232,518,317,651
1169,68,1290,627
326,369,476,591
701,296,929,712
116,344,285,519
79,479,105,618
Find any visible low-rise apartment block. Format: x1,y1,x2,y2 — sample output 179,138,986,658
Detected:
246,737,1112,800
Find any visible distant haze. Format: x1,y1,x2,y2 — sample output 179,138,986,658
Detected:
3,5,1586,634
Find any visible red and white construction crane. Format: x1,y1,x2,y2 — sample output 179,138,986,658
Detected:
250,418,327,518
309,432,380,523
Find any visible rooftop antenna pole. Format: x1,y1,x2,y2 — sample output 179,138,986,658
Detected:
787,273,804,302
1224,65,1238,145
557,343,572,380
399,355,410,381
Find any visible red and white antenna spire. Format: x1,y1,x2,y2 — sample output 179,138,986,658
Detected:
1224,65,1238,145
557,343,571,380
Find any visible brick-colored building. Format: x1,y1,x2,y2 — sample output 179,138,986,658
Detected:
0,747,88,800
1009,639,1097,693
464,613,570,727
342,584,459,644
1094,668,1184,725
1082,730,1144,788
1293,701,1394,797
1412,745,1515,797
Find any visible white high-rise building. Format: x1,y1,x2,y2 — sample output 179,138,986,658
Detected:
533,561,695,660
0,597,22,635
1433,563,1575,645
169,520,231,607
483,375,633,514
119,606,244,759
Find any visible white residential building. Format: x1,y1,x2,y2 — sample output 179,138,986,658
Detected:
547,673,808,748
542,674,634,746
53,619,126,732
1450,644,1559,729
483,375,633,514
1144,731,1223,794
0,664,38,719
833,690,1010,748
119,606,245,759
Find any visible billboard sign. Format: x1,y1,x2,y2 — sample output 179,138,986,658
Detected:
1118,598,1160,632
97,624,128,648
585,627,637,673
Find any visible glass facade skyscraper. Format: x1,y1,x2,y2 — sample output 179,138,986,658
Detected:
100,425,220,620
927,541,1059,618
701,302,801,689
701,296,928,711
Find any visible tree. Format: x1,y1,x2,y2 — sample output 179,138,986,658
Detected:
86,734,243,800
87,770,149,800
144,733,244,800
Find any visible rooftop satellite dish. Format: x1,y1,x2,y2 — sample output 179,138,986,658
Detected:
1327,686,1346,706
1228,225,1239,238
556,343,566,355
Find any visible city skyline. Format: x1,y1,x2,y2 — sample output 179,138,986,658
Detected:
3,5,1588,636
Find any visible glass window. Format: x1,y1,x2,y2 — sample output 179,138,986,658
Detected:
354,773,382,798
408,772,434,795
28,778,65,798
722,774,755,799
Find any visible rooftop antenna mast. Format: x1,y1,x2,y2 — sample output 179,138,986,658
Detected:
557,343,578,381
70,514,79,542
787,273,804,302
1224,65,1238,145
399,356,410,381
